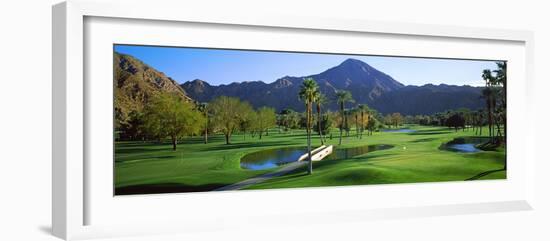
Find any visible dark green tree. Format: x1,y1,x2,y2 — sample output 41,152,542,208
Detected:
335,90,354,145
299,78,319,174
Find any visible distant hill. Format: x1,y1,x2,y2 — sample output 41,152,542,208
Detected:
114,52,192,125
181,58,485,115
371,84,485,115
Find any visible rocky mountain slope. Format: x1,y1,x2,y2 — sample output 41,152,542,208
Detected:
114,52,192,125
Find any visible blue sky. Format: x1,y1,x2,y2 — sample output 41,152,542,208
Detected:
114,44,500,87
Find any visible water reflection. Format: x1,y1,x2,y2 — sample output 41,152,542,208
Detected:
382,128,416,133
240,147,306,170
442,137,489,153
240,144,394,170
325,144,394,161
446,143,480,153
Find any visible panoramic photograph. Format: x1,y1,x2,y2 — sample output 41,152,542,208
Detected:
113,44,507,195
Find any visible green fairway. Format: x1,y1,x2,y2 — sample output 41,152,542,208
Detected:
115,125,506,194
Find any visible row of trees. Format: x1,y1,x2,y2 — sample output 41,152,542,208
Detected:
276,107,380,138
116,88,388,154
117,94,278,150
193,96,278,146
298,78,385,174
405,108,492,133
383,113,404,128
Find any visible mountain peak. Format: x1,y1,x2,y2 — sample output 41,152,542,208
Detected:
313,57,403,94
190,79,210,87
321,58,378,77
181,79,212,95
337,58,375,71
340,58,368,66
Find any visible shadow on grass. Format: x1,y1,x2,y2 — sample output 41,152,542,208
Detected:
268,133,307,138
408,131,452,136
183,135,226,144
117,155,180,164
115,183,227,195
465,168,506,181
404,127,452,136
115,148,156,154
310,153,396,170
204,141,292,151
409,137,438,143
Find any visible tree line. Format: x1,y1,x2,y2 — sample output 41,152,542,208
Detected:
116,94,278,150
401,62,506,145
116,83,392,154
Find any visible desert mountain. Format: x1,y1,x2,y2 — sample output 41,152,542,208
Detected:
183,58,405,112
182,58,485,115
114,52,192,125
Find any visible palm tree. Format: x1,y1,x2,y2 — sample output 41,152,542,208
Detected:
197,102,209,144
482,67,506,143
352,107,360,138
299,78,319,174
335,90,354,145
481,84,494,140
367,115,374,135
357,104,369,139
313,91,327,145
494,61,507,144
344,109,351,137
482,62,506,168
476,109,484,136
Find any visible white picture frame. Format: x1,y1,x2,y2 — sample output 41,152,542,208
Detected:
52,0,536,240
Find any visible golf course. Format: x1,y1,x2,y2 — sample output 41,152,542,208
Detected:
113,45,507,195
115,124,506,195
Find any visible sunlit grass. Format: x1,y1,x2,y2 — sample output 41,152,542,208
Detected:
115,125,505,194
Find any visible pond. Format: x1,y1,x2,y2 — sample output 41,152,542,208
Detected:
240,147,306,170
446,143,480,153
382,128,416,133
441,137,490,153
324,144,394,161
240,144,394,170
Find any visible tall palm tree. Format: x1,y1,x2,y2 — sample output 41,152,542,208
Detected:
197,102,209,144
299,78,319,174
344,109,351,137
352,107,360,138
482,67,504,142
335,90,354,145
313,91,327,145
494,61,507,144
476,109,484,136
357,104,369,139
481,82,494,140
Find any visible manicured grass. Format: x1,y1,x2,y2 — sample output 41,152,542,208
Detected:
115,125,506,194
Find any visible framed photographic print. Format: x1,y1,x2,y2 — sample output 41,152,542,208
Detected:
113,44,508,195
53,0,536,240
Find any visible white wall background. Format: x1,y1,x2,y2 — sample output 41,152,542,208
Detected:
0,0,548,240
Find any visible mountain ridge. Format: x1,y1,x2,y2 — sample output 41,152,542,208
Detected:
112,52,485,116
181,58,485,114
